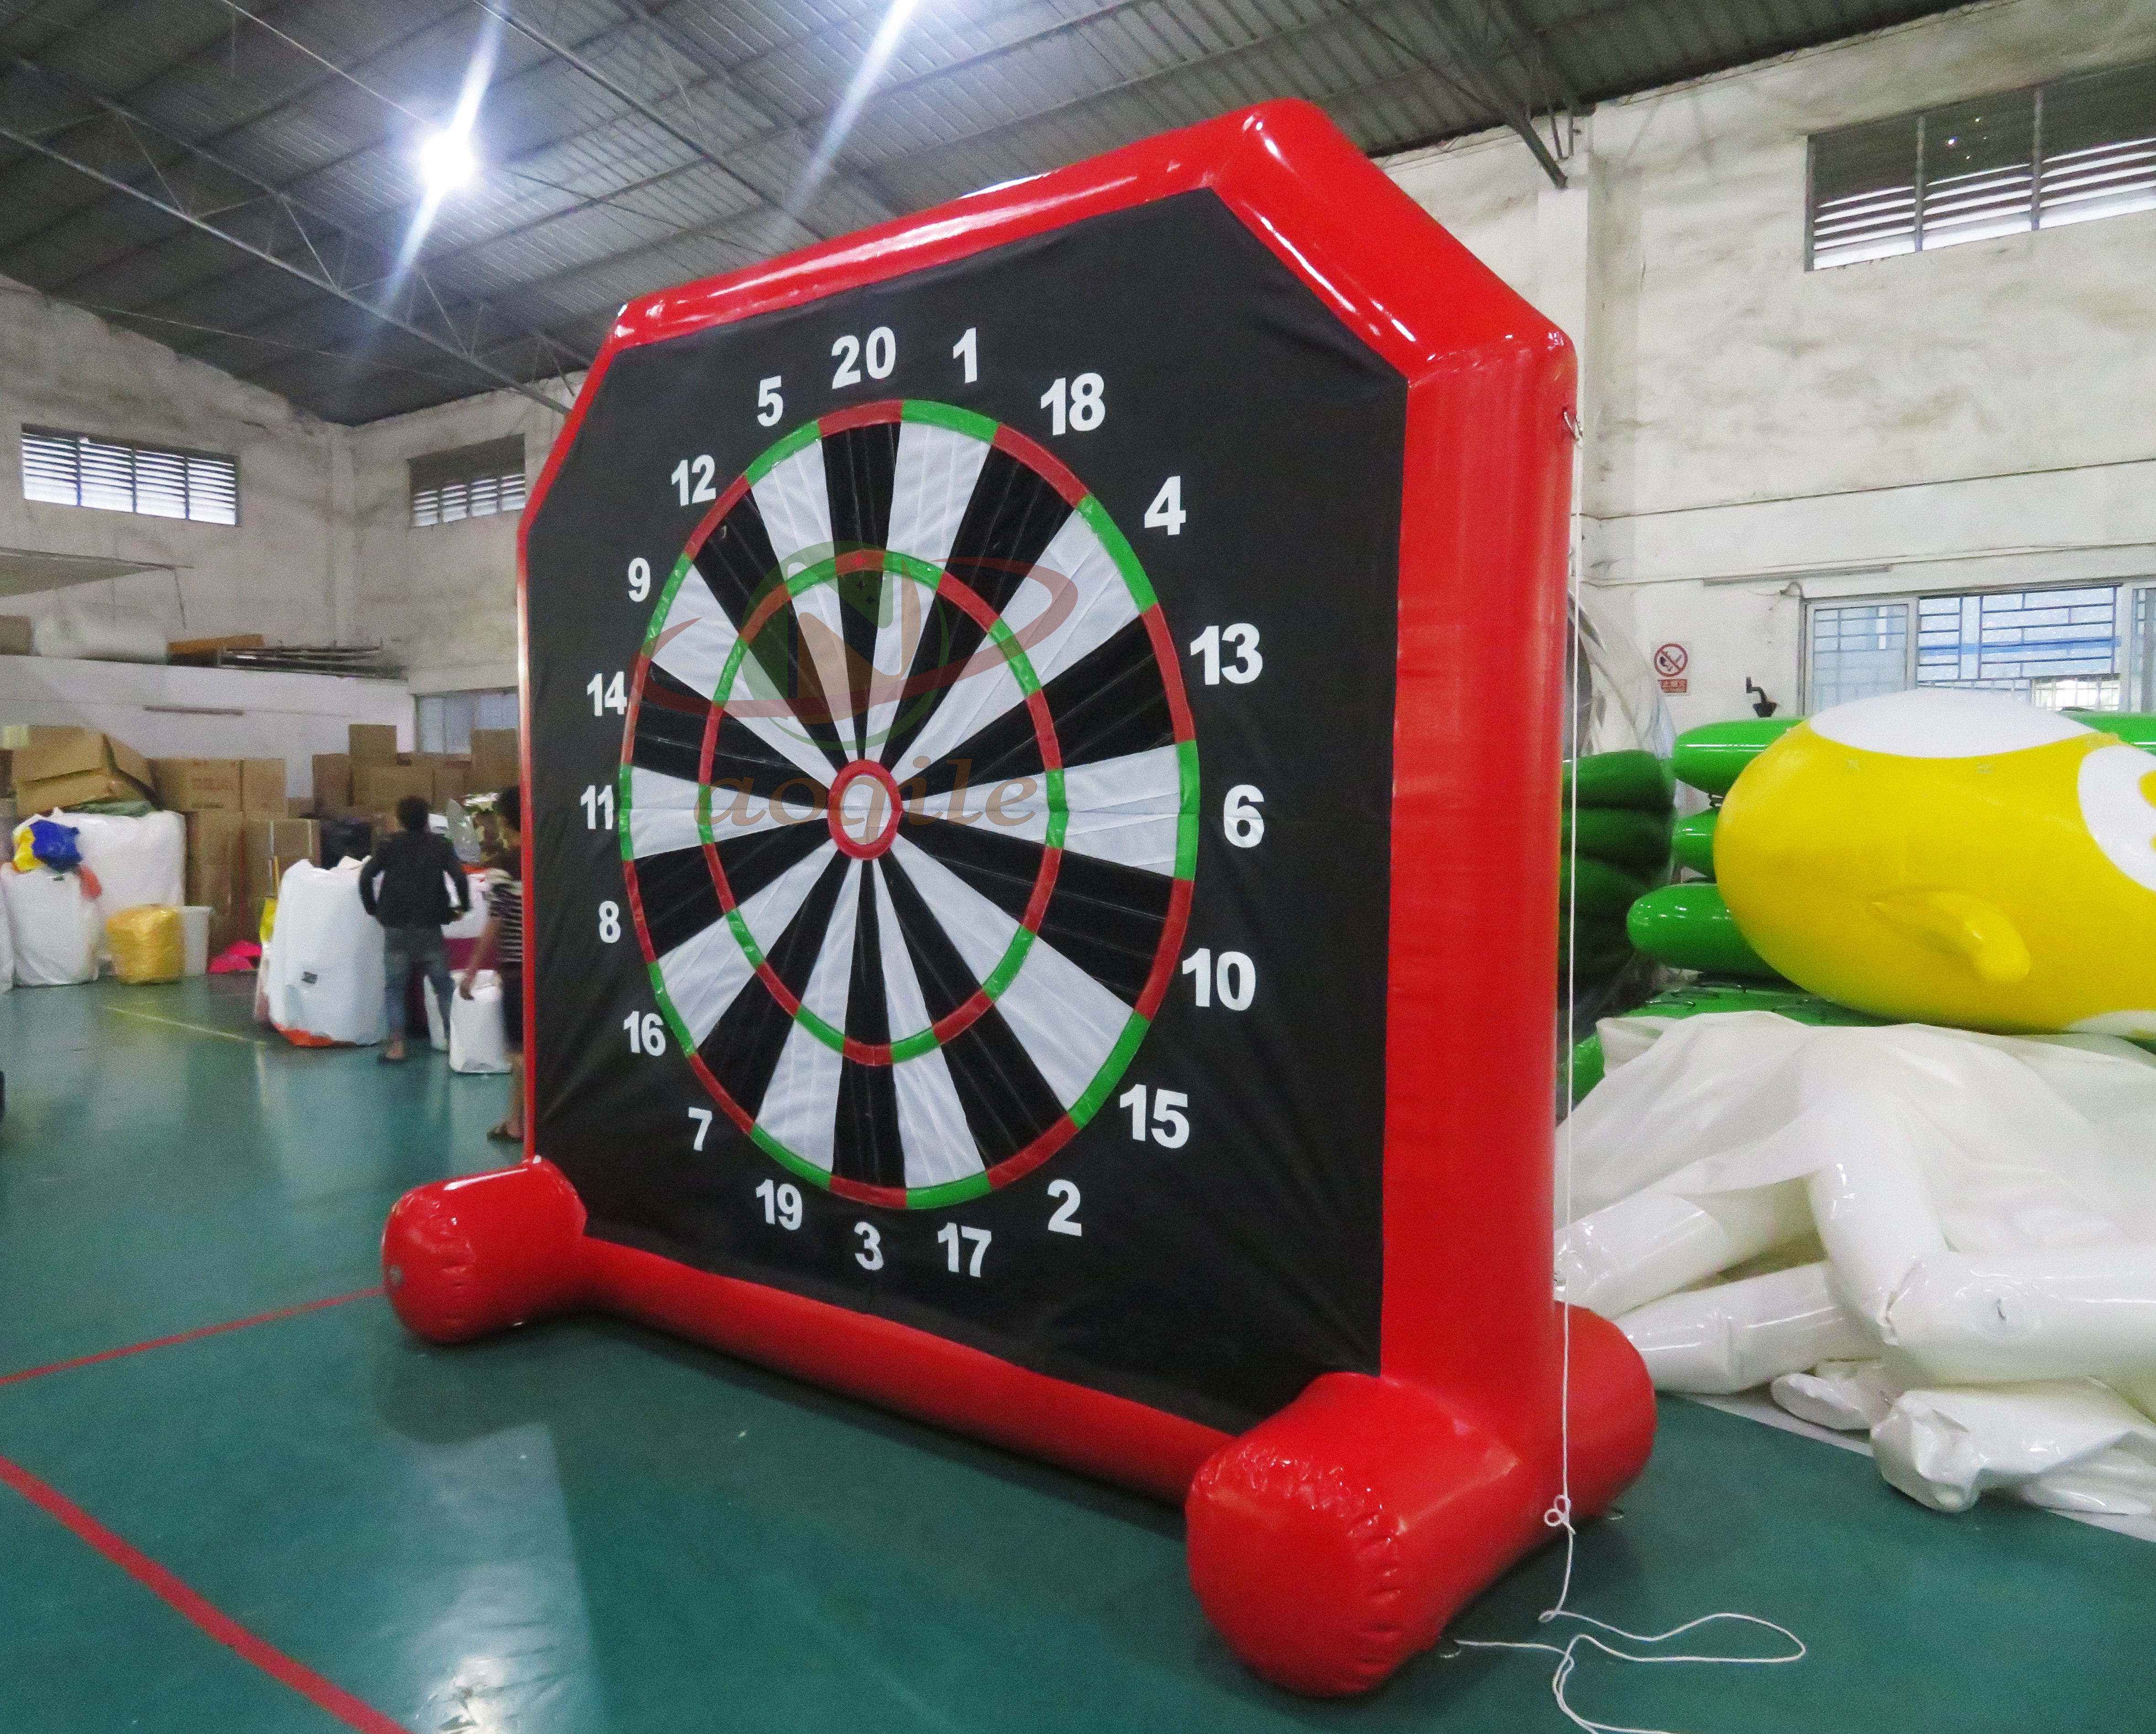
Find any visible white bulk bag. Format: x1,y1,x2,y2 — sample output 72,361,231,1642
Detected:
441,870,489,941
260,859,384,1046
0,871,15,990
426,968,512,1073
65,810,185,922
2,864,100,985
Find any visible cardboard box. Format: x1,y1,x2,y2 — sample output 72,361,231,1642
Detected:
241,757,287,813
186,810,250,953
352,761,432,814
311,753,351,812
430,764,469,808
468,728,519,793
348,723,398,763
15,727,153,810
245,816,320,903
288,797,313,817
0,616,32,657
152,757,244,812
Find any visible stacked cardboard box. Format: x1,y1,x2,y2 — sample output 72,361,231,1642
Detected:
245,815,321,941
330,724,474,815
14,727,155,810
468,728,519,794
154,754,293,950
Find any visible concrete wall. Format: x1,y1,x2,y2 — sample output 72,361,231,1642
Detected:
0,278,344,648
345,380,576,696
1383,0,2156,729
0,658,408,797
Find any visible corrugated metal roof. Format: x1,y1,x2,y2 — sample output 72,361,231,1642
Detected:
0,0,1970,422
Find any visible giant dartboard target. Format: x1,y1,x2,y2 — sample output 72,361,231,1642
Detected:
619,402,1198,1213
532,183,1397,1431
391,103,1655,1695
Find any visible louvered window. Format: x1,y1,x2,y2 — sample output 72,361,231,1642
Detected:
409,436,527,529
19,426,240,523
1808,59,2156,269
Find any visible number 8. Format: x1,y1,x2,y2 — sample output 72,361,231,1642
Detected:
598,900,621,944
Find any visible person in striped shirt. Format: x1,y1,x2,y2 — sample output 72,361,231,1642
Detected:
461,784,525,1144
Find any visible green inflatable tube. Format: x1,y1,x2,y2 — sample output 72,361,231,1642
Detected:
2067,711,2156,751
1626,882,1784,979
1564,855,1651,920
1670,717,1801,797
1563,749,1672,813
1563,807,1674,872
1670,809,1718,877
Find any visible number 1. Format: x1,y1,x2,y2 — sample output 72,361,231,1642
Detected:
953,326,977,383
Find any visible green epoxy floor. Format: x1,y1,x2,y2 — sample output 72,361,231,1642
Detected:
3,979,2153,1733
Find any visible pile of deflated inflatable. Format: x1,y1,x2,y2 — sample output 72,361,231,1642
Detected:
1564,689,2156,1519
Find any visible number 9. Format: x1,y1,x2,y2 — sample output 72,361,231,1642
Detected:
627,557,651,602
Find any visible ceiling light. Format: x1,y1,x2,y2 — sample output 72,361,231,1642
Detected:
417,128,478,194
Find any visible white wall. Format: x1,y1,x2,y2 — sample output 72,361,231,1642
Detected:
345,380,576,696
0,658,408,797
0,278,344,648
1383,0,2156,729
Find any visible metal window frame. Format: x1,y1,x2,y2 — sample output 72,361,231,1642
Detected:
19,422,241,525
1804,57,2153,270
1802,577,2155,710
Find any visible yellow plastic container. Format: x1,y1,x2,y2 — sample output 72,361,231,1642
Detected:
107,904,185,984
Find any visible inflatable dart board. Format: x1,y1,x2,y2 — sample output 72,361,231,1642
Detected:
384,100,1654,1695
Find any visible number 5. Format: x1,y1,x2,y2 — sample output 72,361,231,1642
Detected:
757,375,783,427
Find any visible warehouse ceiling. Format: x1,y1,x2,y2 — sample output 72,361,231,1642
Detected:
0,0,1969,424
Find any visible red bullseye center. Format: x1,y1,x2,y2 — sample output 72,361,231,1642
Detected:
829,761,903,859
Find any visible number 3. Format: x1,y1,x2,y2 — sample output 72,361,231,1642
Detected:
854,1221,884,1270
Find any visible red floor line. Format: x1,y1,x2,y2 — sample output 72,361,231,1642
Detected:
0,1451,416,1734
0,1287,384,1388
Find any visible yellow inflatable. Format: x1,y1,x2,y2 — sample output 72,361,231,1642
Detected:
1716,689,2156,1035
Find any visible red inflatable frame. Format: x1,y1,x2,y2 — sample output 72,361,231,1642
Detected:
385,99,1654,1696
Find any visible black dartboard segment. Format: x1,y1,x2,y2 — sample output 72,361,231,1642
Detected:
527,191,1402,1432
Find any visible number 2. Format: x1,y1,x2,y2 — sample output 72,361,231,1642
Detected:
1046,1178,1082,1236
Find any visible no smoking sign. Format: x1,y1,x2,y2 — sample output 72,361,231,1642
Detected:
1654,642,1688,694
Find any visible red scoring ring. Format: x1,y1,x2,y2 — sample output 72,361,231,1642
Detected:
827,760,903,859
688,560,1064,1066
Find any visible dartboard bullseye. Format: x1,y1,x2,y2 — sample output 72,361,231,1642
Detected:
619,401,1197,1208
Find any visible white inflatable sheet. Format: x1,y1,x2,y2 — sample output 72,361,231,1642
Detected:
1564,1012,2156,1515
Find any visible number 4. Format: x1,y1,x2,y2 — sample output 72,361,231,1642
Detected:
1144,476,1185,535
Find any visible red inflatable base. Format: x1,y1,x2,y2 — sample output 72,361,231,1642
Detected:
384,1159,1654,1694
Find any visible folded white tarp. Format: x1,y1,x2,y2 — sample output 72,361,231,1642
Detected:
423,968,512,1073
1566,1012,2156,1512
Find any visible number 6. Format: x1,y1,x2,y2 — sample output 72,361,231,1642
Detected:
1222,785,1265,848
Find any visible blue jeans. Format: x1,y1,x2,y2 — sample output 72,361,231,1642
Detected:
382,925,453,1042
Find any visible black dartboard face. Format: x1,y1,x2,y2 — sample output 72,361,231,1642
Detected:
528,191,1405,1430
619,401,1197,1210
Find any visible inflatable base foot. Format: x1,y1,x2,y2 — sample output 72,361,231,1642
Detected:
383,1158,587,1342
1186,1310,1653,1695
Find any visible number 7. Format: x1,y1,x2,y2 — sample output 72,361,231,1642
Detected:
688,1107,713,1151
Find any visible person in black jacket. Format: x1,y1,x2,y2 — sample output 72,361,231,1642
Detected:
358,795,472,1063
